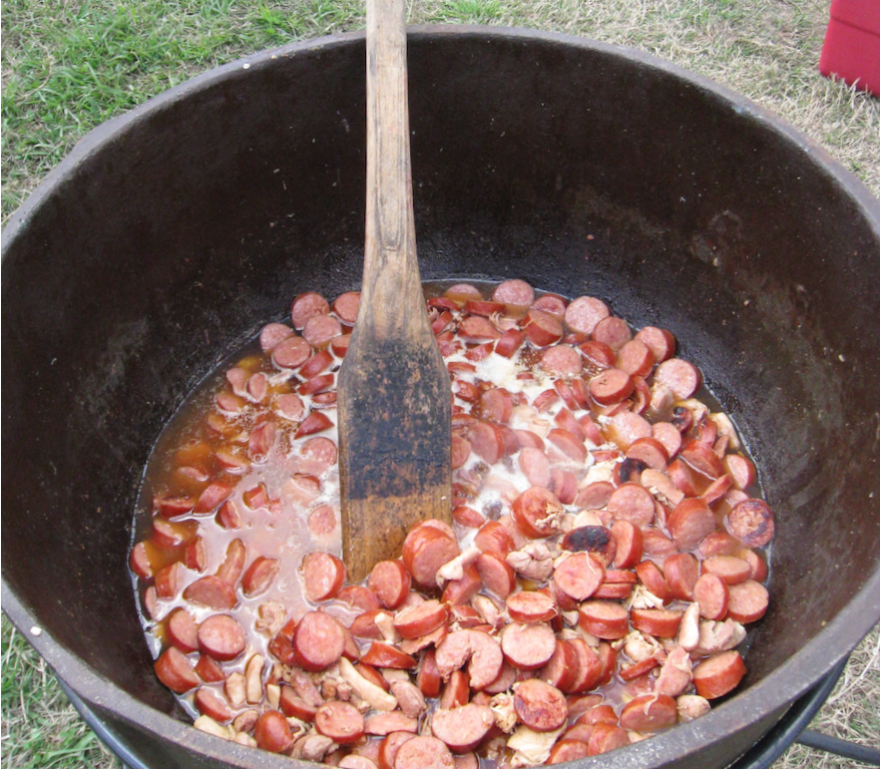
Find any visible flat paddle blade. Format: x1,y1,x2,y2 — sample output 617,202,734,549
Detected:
337,336,452,582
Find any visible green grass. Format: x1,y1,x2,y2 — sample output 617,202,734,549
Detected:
2,0,879,766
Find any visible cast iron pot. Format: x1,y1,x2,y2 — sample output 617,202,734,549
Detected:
3,26,880,769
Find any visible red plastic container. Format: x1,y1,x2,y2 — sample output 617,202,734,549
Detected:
819,0,880,96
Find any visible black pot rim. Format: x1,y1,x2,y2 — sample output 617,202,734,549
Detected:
3,24,880,769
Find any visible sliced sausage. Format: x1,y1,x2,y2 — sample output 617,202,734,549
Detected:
587,723,630,756
547,740,591,764
513,679,568,732
654,358,702,400
260,322,294,352
619,693,678,732
564,297,610,336
635,326,676,362
668,497,717,551
394,736,455,769
195,688,233,722
293,611,346,671
553,552,605,601
475,551,517,599
379,732,417,769
518,447,551,489
272,335,312,369
402,524,461,588
694,573,730,620
607,483,655,527
315,700,366,744
295,411,334,438
727,579,769,623
616,339,655,378
592,316,632,351
536,638,579,693
635,560,673,602
368,560,411,609
332,291,361,323
524,309,563,346
630,608,683,638
577,601,629,640
541,345,583,377
431,704,495,752
511,486,565,538
183,575,237,610
254,710,295,753
725,498,776,547
441,564,483,606
663,553,701,601
681,439,724,479
567,638,604,694
166,608,199,654
154,647,200,693
693,650,747,699
562,526,616,565
474,521,515,556
360,642,417,670
495,327,526,358
242,557,280,598
364,712,419,736
500,622,557,670
393,599,448,640
701,555,752,585
302,552,347,602
611,520,644,569
506,590,557,623
493,279,535,307
198,614,246,661
291,291,330,330
589,368,634,405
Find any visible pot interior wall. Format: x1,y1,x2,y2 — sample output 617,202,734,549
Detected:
3,28,879,768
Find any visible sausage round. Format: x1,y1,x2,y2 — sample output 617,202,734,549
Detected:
154,647,200,693
589,368,634,405
431,703,495,752
293,611,346,671
511,486,565,538
727,579,769,623
393,599,448,640
619,693,678,731
394,736,455,769
553,552,605,601
493,279,535,307
315,700,366,744
725,498,776,547
402,524,460,588
302,552,347,601
513,679,568,732
693,650,747,699
254,710,294,753
577,601,629,640
500,622,557,670
198,614,246,661
564,296,610,336
368,560,412,609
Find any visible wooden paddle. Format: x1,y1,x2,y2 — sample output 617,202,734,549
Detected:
336,0,452,583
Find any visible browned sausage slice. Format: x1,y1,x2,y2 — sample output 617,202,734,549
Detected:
402,524,460,588
474,521,515,556
475,551,516,599
654,358,702,399
254,711,294,753
611,520,644,569
589,368,634,405
511,486,565,538
727,579,769,623
183,575,237,610
499,622,557,669
506,590,558,623
725,498,776,547
364,712,419,736
693,650,747,699
607,483,655,527
195,688,233,722
360,642,418,670
567,638,604,694
578,601,629,640
379,732,417,769
668,498,717,551
394,736,455,769
663,553,701,601
198,614,245,661
166,608,199,654
553,552,605,601
694,573,730,620
242,556,280,597
630,608,683,638
513,679,568,732
393,599,448,640
301,552,347,601
431,704,495,752
619,693,678,731
592,316,632,351
154,647,200,693
293,611,346,671
564,296,610,336
368,560,412,609
547,740,591,764
536,638,579,693
315,700,366,744
635,326,676,362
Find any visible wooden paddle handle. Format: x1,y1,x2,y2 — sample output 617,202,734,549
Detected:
362,0,423,335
